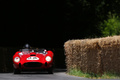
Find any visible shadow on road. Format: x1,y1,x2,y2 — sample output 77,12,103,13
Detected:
15,68,67,74
54,68,67,73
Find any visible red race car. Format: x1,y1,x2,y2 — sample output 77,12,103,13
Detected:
13,48,54,74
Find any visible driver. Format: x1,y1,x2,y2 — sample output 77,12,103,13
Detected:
23,44,31,49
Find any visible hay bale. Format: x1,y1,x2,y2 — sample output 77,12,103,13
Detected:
99,36,120,73
64,35,120,74
64,39,101,73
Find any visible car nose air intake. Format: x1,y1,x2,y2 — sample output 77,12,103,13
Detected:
30,52,36,56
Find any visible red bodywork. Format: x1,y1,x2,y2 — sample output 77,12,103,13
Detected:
13,49,54,71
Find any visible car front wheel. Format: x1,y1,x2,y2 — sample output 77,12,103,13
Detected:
47,67,53,74
14,69,21,74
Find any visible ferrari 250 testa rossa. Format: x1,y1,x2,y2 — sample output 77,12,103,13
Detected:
13,48,54,74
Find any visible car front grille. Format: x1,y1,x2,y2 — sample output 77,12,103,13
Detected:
24,62,42,67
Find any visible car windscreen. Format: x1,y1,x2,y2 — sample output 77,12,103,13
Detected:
33,49,45,53
20,49,46,54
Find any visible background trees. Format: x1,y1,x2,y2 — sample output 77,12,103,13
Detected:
0,0,120,47
100,14,120,37
64,0,120,39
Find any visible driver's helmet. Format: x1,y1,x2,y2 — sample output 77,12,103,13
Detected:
24,44,30,49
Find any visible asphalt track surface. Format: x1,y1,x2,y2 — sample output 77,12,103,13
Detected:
0,69,119,80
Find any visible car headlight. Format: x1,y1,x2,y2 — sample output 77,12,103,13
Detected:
46,56,52,62
14,57,20,62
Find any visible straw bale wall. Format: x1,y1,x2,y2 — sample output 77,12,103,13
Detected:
64,36,120,74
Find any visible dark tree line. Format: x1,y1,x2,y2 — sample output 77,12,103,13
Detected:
64,0,120,40
0,0,120,47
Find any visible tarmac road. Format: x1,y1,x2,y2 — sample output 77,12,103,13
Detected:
0,69,119,80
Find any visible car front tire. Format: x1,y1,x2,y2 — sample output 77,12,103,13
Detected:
47,67,53,74
14,69,21,74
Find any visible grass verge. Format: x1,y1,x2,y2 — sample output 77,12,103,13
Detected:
68,69,120,79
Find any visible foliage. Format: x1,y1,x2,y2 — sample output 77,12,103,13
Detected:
100,14,120,37
68,69,120,79
68,69,92,78
101,72,120,79
64,0,120,39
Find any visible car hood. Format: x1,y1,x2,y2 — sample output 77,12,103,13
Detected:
20,52,46,64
